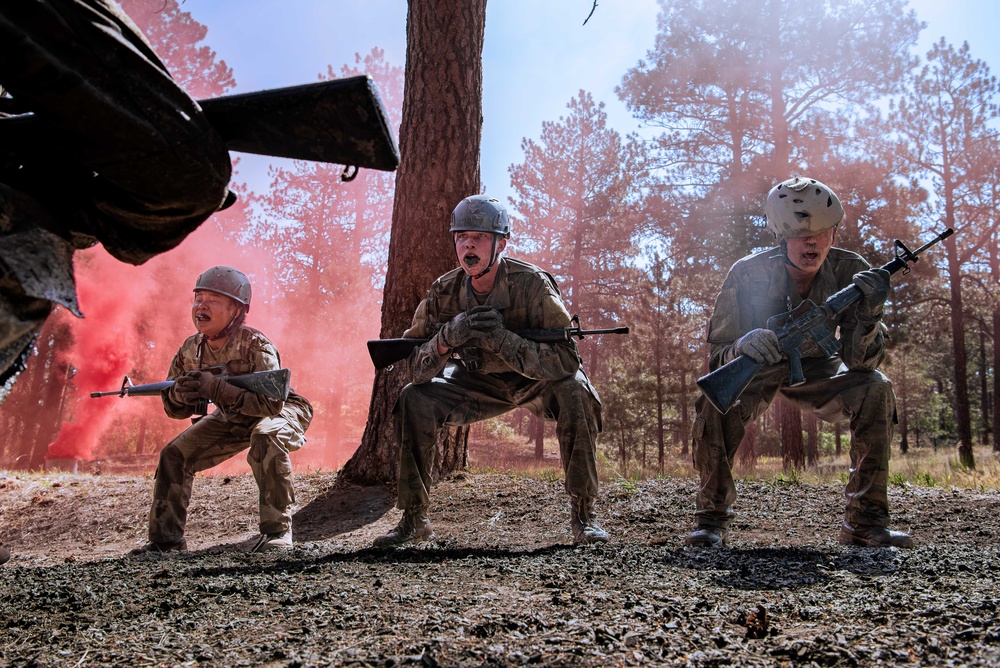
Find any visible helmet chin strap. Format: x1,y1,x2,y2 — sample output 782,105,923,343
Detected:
471,235,499,280
779,239,803,271
207,309,246,342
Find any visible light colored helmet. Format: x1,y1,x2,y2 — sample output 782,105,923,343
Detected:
194,266,251,311
450,195,511,237
765,177,844,239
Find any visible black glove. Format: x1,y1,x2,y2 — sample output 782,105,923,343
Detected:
734,328,782,365
853,268,890,321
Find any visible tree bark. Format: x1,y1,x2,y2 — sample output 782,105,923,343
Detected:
343,0,486,484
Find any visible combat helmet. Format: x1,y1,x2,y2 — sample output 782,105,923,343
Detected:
450,195,511,237
765,177,844,239
194,266,251,312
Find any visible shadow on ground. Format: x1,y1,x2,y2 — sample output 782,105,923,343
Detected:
292,478,396,541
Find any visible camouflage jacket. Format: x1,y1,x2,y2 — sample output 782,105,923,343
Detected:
161,325,308,424
706,246,886,372
404,257,583,383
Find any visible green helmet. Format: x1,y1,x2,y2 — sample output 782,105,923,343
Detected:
450,195,511,237
194,266,251,312
765,177,844,239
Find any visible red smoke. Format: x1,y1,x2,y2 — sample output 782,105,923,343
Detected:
40,198,381,471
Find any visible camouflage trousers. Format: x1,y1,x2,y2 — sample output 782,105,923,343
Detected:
692,357,896,531
148,400,312,544
394,365,602,510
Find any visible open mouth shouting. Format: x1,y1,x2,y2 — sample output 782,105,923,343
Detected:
463,253,481,268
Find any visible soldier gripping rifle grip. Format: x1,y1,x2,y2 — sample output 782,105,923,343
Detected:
91,365,291,416
696,228,954,415
368,315,629,370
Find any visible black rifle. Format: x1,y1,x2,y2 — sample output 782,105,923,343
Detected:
90,365,291,415
368,315,630,370
696,228,954,415
0,75,399,176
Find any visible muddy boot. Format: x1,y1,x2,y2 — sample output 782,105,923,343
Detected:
0,545,9,565
838,524,913,549
570,496,610,545
684,525,727,548
373,507,435,547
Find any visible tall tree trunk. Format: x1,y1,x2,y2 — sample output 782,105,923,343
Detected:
804,412,818,467
979,330,991,446
343,0,486,484
532,415,544,461
778,396,803,470
944,231,974,468
737,420,757,470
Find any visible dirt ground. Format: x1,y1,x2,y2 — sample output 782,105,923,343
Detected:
2,468,999,667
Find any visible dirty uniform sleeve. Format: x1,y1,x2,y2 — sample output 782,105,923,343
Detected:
492,277,579,380
705,271,744,370
404,284,450,385
839,258,887,370
218,340,285,418
161,349,195,419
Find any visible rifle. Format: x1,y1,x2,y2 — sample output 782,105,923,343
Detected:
0,75,400,176
90,365,291,415
367,315,630,370
696,228,954,415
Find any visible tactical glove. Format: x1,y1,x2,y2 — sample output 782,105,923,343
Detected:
439,305,501,349
467,307,506,352
169,373,202,406
734,328,782,365
184,370,243,406
853,268,890,321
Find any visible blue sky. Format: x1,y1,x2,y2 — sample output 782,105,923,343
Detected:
182,0,1000,210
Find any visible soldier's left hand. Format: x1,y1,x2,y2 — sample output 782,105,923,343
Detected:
853,268,891,320
467,307,507,352
183,370,225,400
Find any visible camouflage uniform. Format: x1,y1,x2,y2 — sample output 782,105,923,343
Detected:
693,246,896,532
395,257,602,510
148,326,312,544
0,0,231,387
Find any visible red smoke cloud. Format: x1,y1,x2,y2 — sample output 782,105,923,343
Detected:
42,199,381,471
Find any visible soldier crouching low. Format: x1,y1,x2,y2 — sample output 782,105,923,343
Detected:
131,267,312,555
374,195,609,547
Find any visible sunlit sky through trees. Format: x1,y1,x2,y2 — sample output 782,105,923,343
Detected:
183,0,1000,211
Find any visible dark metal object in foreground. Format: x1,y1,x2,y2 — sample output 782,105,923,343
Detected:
200,76,400,175
697,228,955,415
368,315,630,370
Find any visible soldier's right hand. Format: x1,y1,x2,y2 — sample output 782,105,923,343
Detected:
734,328,782,365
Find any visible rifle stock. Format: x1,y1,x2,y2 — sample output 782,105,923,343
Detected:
0,76,400,173
696,228,954,414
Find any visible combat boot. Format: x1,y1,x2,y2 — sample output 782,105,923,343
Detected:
838,524,913,549
373,507,435,547
684,525,727,547
129,538,188,556
252,529,293,552
570,496,610,545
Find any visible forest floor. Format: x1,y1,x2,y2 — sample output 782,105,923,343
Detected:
2,461,1000,667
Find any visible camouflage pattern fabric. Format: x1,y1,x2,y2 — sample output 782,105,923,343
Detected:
395,257,602,510
693,245,896,531
147,325,312,544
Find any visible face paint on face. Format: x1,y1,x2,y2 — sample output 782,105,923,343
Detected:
191,290,239,339
454,231,495,275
